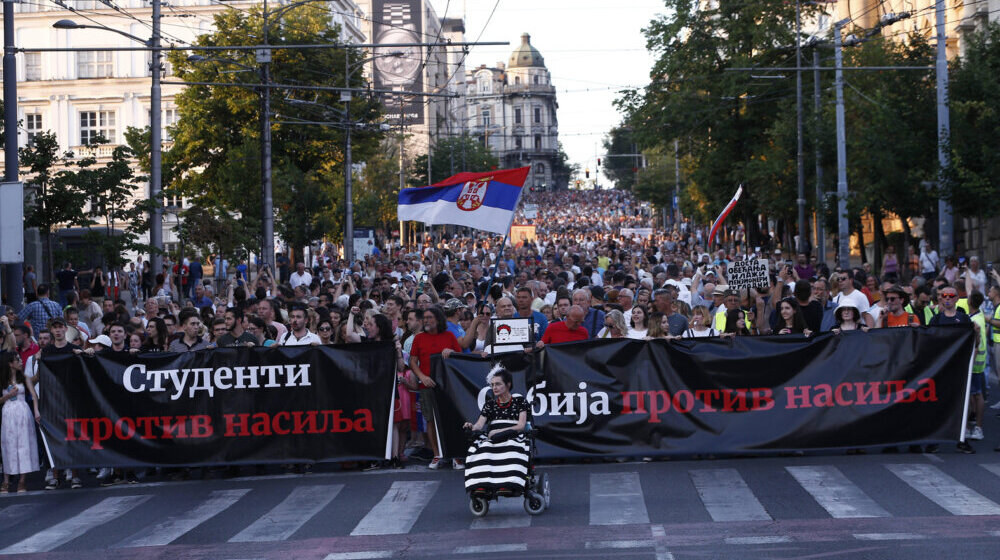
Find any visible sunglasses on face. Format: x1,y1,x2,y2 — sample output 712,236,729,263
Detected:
318,326,333,332
939,294,957,299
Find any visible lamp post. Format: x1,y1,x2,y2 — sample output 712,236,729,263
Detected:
53,9,164,283
164,204,184,305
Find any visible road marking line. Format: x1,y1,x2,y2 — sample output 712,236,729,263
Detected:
0,495,151,554
116,488,250,548
470,498,531,530
589,472,649,525
786,465,890,518
988,530,1000,537
981,463,1000,479
230,484,342,542
853,533,927,541
651,525,675,560
689,468,771,522
585,539,656,549
324,552,394,560
886,464,1000,516
454,543,527,554
351,480,439,536
923,453,944,463
725,536,792,545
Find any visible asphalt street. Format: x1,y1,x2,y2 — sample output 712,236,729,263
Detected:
0,413,998,559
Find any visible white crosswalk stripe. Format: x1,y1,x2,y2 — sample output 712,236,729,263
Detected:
590,472,649,525
351,481,439,536
886,464,1000,516
230,485,343,542
116,488,251,548
689,468,771,522
0,495,151,554
786,465,890,518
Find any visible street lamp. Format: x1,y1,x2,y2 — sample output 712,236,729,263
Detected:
53,5,165,285
163,204,185,305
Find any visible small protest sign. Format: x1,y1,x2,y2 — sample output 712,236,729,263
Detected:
727,258,769,290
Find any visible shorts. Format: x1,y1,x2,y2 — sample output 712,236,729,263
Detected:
419,387,438,425
970,371,985,396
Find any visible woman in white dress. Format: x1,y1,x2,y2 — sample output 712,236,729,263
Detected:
0,352,40,493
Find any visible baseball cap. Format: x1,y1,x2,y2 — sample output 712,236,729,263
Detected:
88,334,112,347
712,285,728,296
443,298,466,311
723,288,740,298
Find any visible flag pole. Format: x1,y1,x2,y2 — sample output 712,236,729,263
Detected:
474,185,525,315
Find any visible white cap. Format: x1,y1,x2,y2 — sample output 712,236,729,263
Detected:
88,334,112,347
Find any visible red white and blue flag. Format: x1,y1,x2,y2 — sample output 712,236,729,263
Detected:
397,167,529,235
708,185,743,247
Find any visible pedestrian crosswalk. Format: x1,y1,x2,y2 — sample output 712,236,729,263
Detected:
0,462,999,554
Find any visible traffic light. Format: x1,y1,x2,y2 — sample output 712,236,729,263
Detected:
597,158,601,167
585,168,590,178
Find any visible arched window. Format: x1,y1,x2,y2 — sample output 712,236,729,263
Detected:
514,76,521,85
533,75,539,85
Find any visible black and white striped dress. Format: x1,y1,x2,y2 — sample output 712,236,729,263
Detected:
464,395,531,493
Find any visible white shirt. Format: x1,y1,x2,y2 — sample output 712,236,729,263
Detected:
833,289,871,314
683,327,717,338
627,328,647,339
289,271,313,289
280,330,321,346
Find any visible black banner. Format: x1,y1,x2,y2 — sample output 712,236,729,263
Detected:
433,326,975,458
40,343,396,468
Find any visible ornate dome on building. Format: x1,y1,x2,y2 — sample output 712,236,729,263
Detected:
508,33,545,68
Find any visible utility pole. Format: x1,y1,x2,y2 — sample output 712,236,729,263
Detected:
935,0,953,257
259,0,274,272
674,138,680,228
834,18,850,270
149,0,163,286
343,50,354,264
2,0,22,310
813,48,825,264
794,0,807,257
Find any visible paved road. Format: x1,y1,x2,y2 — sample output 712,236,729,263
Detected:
0,443,998,560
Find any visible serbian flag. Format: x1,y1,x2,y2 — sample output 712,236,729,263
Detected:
398,167,529,235
708,185,743,247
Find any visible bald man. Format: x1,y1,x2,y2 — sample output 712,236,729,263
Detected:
539,305,589,346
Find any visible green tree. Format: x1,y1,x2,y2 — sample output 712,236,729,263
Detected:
411,134,500,185
166,4,384,253
946,22,1000,219
21,132,91,278
551,142,577,190
601,127,642,191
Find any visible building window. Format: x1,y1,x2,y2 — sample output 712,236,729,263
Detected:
481,109,491,127
514,107,522,125
534,107,542,124
477,75,492,94
533,75,539,85
77,51,113,79
514,136,522,149
25,113,43,145
514,76,521,85
80,110,116,144
151,108,179,140
25,53,41,81
534,134,542,150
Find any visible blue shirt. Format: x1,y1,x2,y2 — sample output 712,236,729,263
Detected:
514,310,548,342
446,321,470,353
582,308,605,339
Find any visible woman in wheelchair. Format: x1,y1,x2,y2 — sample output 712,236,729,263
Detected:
462,366,530,496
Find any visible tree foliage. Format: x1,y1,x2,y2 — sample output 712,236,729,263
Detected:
946,22,1000,219
166,4,385,253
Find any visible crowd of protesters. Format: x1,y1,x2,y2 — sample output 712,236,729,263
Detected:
0,189,997,489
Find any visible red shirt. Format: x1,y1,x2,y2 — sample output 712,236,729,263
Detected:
410,331,461,378
17,342,40,366
541,321,589,345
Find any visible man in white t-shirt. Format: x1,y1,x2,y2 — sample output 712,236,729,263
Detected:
289,262,313,290
280,304,321,346
832,272,871,325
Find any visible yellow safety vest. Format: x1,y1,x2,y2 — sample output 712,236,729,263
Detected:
970,311,987,373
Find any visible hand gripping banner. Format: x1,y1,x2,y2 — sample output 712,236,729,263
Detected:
433,326,975,458
39,343,396,468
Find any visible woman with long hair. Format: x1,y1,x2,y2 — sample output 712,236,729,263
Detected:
316,318,335,345
776,297,811,335
722,308,752,337
599,309,629,338
0,352,40,493
627,305,648,339
645,311,668,339
142,317,169,351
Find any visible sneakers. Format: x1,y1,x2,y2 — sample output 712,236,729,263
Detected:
428,457,443,470
452,459,465,470
70,477,83,489
363,461,383,472
96,467,113,480
957,441,976,454
101,475,124,487
967,426,984,440
44,478,59,491
125,472,139,484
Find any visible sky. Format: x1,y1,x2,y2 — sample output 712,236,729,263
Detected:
426,0,669,184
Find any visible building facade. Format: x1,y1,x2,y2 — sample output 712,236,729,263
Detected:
465,33,561,190
2,0,366,278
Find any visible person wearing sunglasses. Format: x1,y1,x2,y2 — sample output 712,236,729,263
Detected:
315,318,335,345
876,285,920,328
929,286,978,454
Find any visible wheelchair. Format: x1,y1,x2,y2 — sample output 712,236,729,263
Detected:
465,427,550,517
